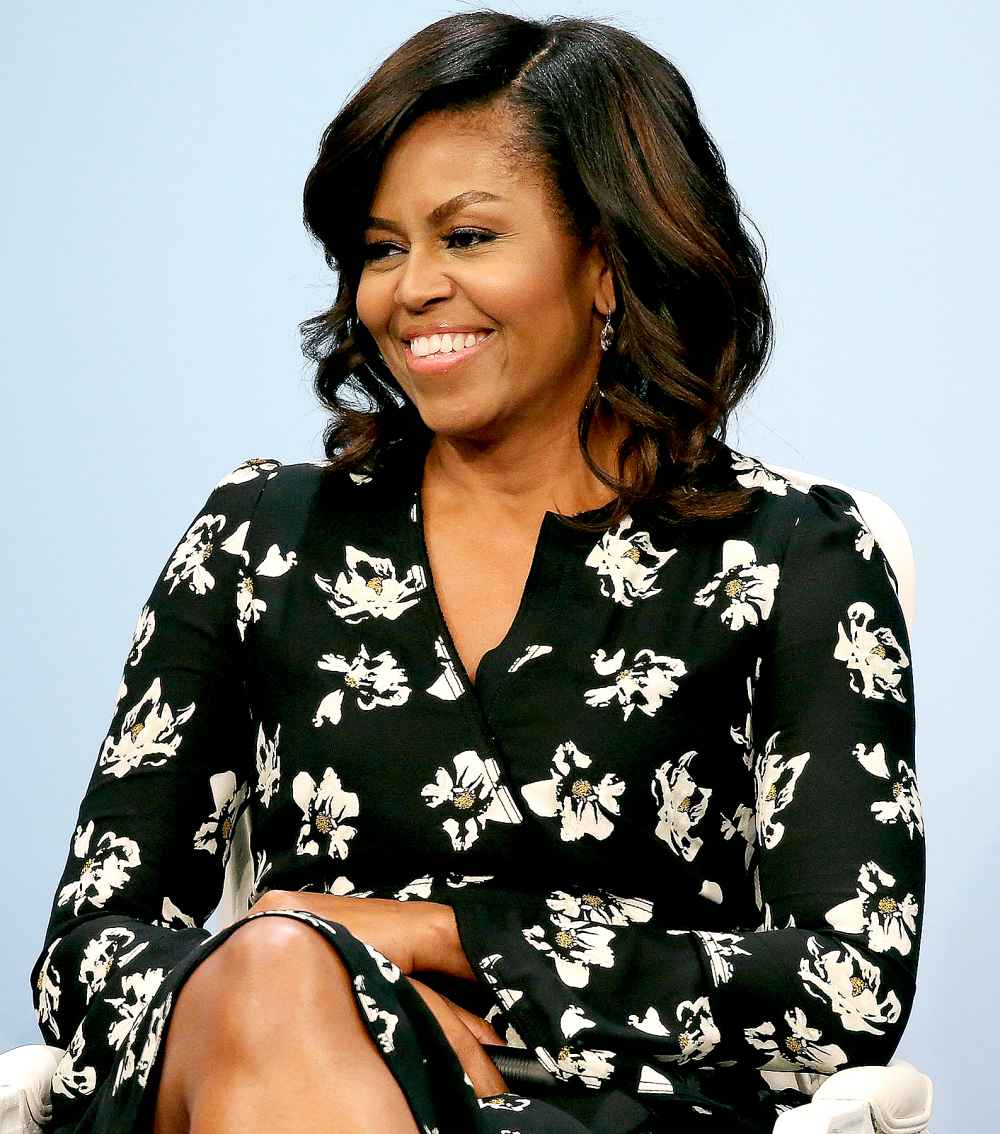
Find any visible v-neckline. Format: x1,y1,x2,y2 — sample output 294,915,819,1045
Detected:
401,432,617,717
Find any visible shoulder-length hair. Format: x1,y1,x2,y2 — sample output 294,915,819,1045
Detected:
300,9,773,531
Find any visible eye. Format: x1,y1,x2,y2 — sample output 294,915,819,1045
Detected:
361,228,496,263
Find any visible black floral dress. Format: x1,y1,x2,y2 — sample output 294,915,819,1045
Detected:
30,431,924,1134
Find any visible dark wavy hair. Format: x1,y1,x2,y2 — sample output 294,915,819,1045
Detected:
299,8,774,531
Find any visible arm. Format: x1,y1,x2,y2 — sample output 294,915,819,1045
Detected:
29,457,282,1104
442,483,924,1095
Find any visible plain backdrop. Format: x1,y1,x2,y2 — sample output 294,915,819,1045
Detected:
2,3,996,1129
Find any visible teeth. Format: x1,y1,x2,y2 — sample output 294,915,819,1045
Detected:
409,331,490,357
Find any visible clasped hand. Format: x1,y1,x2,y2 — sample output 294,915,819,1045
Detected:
247,889,509,1097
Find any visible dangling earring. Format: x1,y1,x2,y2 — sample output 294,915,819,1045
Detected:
600,310,615,352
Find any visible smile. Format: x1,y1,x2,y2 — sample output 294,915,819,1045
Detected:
403,330,496,375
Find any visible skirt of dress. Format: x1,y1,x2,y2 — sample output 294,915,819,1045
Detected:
48,908,796,1134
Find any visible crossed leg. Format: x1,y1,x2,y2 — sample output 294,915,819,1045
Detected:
151,915,422,1134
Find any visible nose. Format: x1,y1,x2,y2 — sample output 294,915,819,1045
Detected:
392,241,456,311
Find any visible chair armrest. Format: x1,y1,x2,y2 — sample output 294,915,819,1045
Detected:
773,1062,932,1134
0,1045,64,1133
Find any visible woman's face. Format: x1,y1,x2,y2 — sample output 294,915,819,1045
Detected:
355,108,613,447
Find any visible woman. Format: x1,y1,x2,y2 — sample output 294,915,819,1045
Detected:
30,10,924,1134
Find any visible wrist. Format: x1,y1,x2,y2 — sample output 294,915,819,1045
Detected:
421,902,477,981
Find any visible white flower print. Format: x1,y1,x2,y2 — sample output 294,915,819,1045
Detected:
314,545,425,623
754,730,810,849
720,803,755,870
854,742,924,838
256,721,281,806
127,604,156,667
422,750,524,851
163,508,248,597
825,861,919,956
79,928,148,1004
134,991,173,1088
106,967,165,1053
583,515,678,607
745,1007,847,1073
730,657,762,771
109,969,167,1096
523,911,617,988
545,888,654,926
362,941,402,983
534,1035,616,1089
758,902,796,931
193,771,250,867
627,1004,670,1038
833,601,909,702
695,931,751,986
353,973,399,1054
799,936,902,1035
509,643,554,673
478,1094,533,1111
638,1064,675,1094
154,895,196,929
249,849,273,907
50,1022,97,1099
652,996,721,1064
521,741,625,842
731,454,792,495
426,634,466,700
34,937,63,1039
313,644,411,726
651,750,712,861
693,539,779,631
236,542,298,641
292,767,360,859
98,676,196,779
214,458,280,487
846,506,876,560
57,821,141,916
584,646,687,720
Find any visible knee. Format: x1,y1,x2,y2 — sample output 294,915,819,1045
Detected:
176,914,353,1040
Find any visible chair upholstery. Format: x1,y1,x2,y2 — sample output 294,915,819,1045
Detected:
0,462,930,1134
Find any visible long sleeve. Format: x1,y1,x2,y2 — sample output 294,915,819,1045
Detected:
28,457,281,1101
448,482,924,1096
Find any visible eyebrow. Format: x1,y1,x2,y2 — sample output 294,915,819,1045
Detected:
365,191,504,235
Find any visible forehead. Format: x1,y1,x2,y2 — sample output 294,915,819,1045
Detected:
371,108,532,207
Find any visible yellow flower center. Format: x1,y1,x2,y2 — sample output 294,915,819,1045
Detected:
624,546,641,562
784,1036,803,1055
570,779,592,798
82,857,96,874
677,795,693,813
243,577,254,597
892,782,904,799
581,893,604,909
850,976,866,997
616,669,630,682
679,1032,692,1051
558,1045,572,1061
724,578,744,598
554,929,575,949
344,673,358,688
878,896,897,914
366,576,383,594
870,644,887,659
315,814,334,834
129,721,145,742
221,817,232,841
765,783,778,801
454,789,476,810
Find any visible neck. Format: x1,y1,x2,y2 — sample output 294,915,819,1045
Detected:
420,407,631,526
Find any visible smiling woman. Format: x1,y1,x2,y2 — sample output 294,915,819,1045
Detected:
29,9,922,1134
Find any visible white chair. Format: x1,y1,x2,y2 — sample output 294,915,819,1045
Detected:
0,461,932,1134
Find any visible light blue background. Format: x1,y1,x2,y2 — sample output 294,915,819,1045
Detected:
3,3,994,1128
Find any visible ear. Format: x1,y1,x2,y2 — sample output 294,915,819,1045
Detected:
587,241,616,317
